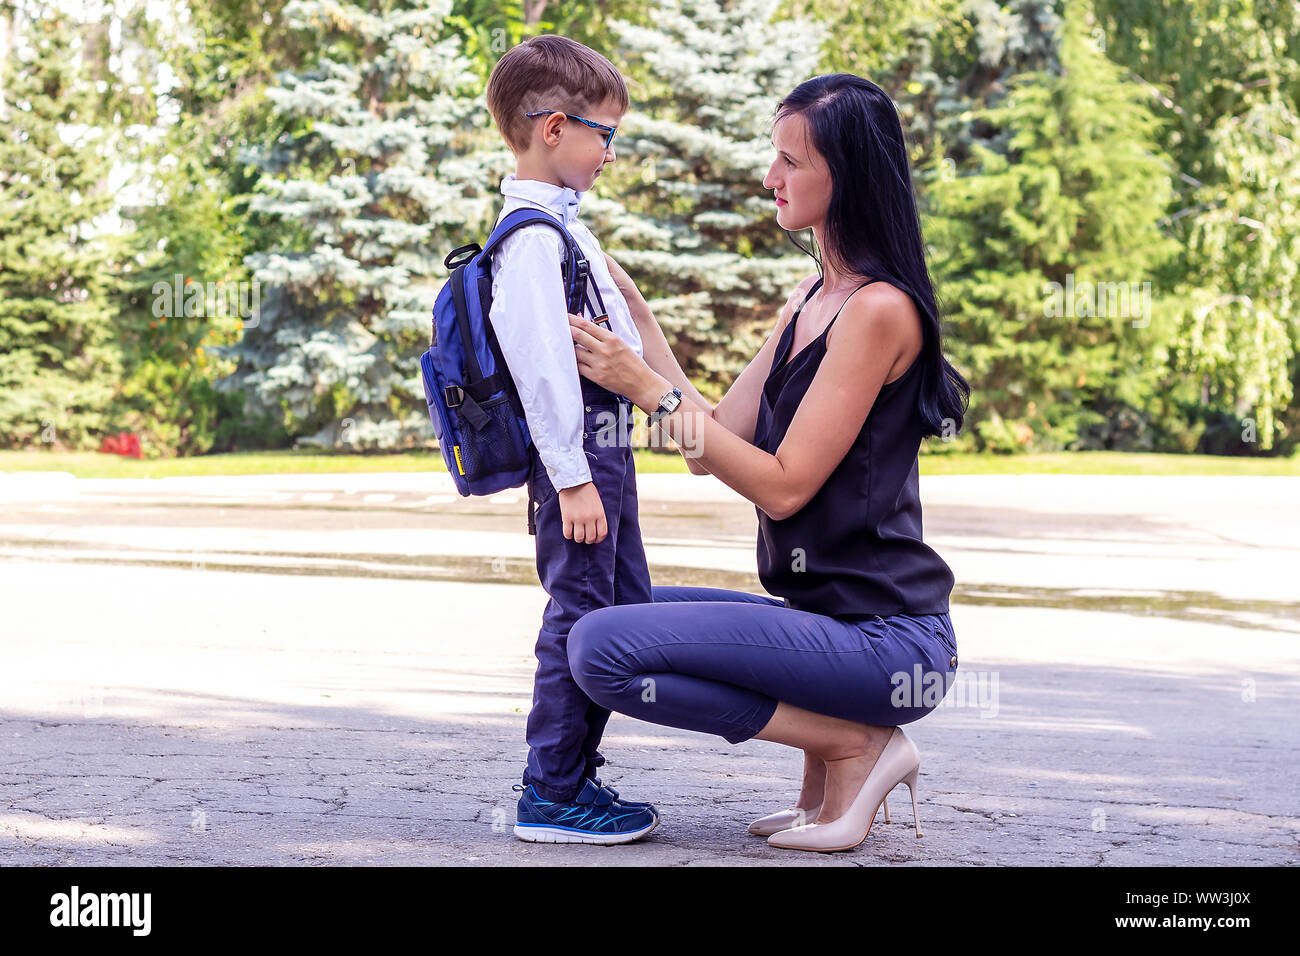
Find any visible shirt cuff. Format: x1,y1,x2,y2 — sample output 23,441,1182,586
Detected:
541,447,592,491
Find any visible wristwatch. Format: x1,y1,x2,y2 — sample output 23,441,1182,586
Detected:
647,387,682,428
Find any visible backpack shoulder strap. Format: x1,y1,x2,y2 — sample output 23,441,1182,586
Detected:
481,208,577,257
480,208,589,315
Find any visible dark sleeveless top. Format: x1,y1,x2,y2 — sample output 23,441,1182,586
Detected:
753,276,955,619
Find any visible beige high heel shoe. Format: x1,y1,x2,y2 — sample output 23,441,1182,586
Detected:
767,726,921,852
748,796,891,836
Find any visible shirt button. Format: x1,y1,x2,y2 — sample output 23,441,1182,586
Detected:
584,405,591,412
950,655,957,667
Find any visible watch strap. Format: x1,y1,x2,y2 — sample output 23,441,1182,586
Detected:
647,387,681,427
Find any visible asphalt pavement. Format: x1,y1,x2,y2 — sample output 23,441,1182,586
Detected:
0,468,1296,865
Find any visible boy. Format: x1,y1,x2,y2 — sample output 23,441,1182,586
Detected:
485,35,660,844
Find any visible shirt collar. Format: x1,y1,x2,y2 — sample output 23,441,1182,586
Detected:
500,174,583,227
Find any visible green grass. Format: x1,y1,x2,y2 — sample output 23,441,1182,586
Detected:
915,450,1300,476
1,447,1296,479
0,448,692,478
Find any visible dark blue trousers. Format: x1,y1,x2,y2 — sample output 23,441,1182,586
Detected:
521,377,652,801
567,585,959,744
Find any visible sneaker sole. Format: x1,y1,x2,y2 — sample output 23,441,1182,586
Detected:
514,816,658,845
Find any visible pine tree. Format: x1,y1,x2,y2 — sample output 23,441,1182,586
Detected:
214,0,503,450
589,0,825,396
921,0,1180,452
0,4,124,450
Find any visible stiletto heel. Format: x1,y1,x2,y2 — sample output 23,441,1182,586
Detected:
903,765,922,837
882,794,890,824
767,726,921,852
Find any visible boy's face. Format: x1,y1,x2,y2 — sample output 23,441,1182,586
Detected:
527,96,625,193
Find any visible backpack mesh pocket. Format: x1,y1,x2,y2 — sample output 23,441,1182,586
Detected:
456,395,528,479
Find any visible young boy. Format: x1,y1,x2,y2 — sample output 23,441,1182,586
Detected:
485,35,660,844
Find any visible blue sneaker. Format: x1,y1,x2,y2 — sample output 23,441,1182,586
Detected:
513,778,658,844
591,776,660,822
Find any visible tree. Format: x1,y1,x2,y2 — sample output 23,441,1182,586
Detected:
1169,94,1300,452
214,0,504,450
590,0,825,396
1090,0,1300,452
922,0,1180,452
0,3,124,450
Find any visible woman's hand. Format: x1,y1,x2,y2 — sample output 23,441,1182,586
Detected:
569,314,665,411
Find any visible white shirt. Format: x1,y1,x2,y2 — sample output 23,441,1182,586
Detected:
488,174,644,491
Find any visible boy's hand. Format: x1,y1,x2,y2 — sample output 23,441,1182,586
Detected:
557,481,608,544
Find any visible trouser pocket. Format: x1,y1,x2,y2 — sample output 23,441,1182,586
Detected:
932,616,957,666
582,401,633,448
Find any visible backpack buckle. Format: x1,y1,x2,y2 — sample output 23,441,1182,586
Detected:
444,384,464,407
566,257,590,314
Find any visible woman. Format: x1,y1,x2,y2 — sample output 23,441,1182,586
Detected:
565,73,971,852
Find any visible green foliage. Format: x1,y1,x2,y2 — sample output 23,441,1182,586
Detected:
112,147,253,455
4,0,1296,457
924,0,1180,452
1089,0,1300,451
212,0,505,450
0,8,124,450
444,0,529,75
1168,95,1300,450
590,0,823,393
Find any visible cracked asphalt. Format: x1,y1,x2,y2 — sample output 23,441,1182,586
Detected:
0,469,1297,865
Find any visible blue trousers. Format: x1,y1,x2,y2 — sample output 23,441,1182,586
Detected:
521,378,651,802
567,585,959,744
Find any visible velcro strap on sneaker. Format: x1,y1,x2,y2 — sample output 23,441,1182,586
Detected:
574,779,615,807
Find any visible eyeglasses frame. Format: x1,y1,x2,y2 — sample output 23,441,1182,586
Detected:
524,109,618,149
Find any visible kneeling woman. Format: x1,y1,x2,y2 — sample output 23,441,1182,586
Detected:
566,73,971,853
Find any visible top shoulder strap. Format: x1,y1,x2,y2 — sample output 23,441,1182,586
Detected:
824,278,880,332
481,208,578,259
799,276,825,313
479,208,590,316
789,276,825,331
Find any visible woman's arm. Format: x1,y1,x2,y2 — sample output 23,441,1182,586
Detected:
604,253,716,474
609,284,914,522
604,254,821,474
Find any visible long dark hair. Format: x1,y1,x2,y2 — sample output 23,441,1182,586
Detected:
774,74,970,439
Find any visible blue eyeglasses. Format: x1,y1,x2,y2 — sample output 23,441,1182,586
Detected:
525,110,618,149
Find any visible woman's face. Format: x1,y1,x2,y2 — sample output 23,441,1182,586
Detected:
763,109,832,232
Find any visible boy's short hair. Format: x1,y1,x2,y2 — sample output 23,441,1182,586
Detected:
486,35,629,154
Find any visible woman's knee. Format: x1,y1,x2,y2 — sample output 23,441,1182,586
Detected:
567,606,628,699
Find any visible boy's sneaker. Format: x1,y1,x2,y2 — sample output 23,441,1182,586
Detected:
590,776,660,822
512,778,658,845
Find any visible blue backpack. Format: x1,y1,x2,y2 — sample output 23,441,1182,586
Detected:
419,208,609,519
